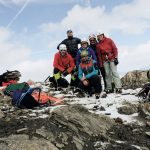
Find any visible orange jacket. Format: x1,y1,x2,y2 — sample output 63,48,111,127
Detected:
53,52,75,73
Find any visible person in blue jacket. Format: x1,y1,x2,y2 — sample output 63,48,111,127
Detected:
78,50,102,99
76,38,97,67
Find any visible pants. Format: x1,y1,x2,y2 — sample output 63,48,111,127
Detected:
104,61,122,90
78,75,102,94
70,67,80,88
50,68,69,88
99,67,107,89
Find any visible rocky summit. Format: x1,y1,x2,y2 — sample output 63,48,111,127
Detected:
0,82,150,150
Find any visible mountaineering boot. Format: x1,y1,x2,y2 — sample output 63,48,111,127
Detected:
95,93,100,99
87,91,93,97
105,89,114,94
101,92,107,98
116,88,122,94
74,88,81,93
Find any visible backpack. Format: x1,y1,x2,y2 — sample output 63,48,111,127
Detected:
4,82,63,109
0,70,21,86
4,82,40,109
4,82,30,96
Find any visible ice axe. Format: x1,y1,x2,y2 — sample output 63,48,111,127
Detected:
44,75,50,85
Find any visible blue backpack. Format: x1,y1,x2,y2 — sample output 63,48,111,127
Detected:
4,83,41,109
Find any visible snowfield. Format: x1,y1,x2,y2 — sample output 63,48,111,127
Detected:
40,85,144,124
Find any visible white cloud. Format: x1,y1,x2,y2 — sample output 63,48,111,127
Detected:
11,59,53,82
118,41,150,72
0,27,31,74
40,0,150,36
0,26,54,82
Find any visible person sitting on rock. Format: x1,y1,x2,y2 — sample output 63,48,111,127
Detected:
49,44,75,89
76,38,97,67
78,50,102,99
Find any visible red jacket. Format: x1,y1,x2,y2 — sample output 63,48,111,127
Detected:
96,36,118,67
53,52,75,73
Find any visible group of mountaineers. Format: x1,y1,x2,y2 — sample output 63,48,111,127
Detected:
49,29,122,99
0,29,123,109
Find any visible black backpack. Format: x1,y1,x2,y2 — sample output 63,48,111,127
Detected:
0,70,21,86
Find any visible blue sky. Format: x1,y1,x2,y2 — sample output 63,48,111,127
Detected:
0,0,150,81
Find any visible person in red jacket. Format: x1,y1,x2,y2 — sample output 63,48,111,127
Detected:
96,33,122,93
49,44,75,89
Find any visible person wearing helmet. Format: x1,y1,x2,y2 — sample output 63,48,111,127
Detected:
78,50,102,99
88,33,97,53
96,33,122,94
49,44,75,89
57,29,81,61
76,38,97,67
88,33,107,90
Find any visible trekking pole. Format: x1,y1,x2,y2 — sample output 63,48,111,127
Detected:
55,79,58,91
44,75,50,83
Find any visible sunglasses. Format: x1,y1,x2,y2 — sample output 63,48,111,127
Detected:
90,39,96,42
60,50,66,52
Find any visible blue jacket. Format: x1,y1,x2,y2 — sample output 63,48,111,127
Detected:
76,47,97,67
78,58,98,80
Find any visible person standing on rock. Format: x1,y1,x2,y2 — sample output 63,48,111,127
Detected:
78,50,102,99
57,29,81,61
49,44,75,89
96,33,122,94
88,33,107,90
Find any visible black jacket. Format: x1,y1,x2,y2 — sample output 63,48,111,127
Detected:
57,37,81,59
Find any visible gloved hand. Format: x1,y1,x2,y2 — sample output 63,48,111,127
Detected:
62,70,69,77
114,58,119,65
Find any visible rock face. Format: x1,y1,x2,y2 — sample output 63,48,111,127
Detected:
0,105,115,150
50,105,115,149
0,134,58,150
117,103,139,115
139,102,150,118
121,70,149,89
0,110,4,119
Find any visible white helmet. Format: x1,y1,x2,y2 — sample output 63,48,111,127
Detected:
88,33,96,40
97,32,104,36
81,38,88,44
59,44,67,51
